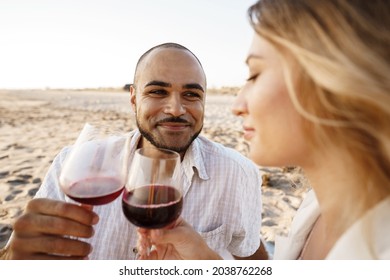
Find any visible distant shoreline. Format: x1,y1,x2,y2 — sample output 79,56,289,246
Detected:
0,86,241,95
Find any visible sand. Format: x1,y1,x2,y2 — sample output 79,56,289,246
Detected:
0,89,309,254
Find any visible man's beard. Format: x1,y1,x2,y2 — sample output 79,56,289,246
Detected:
136,116,202,154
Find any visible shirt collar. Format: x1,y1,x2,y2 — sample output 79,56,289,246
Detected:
127,129,141,159
182,136,209,181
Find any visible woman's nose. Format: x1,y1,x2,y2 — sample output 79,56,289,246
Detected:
231,87,248,116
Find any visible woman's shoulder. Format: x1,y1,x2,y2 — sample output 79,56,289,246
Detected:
327,196,390,259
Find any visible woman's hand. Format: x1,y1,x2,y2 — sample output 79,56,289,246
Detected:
137,217,222,260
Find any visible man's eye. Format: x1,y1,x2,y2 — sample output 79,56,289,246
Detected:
149,89,167,96
184,92,201,99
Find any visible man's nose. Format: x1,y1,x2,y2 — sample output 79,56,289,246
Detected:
164,94,186,116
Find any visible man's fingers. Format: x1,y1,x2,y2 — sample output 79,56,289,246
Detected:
25,198,99,226
80,204,94,211
23,254,86,260
10,235,92,257
13,212,95,238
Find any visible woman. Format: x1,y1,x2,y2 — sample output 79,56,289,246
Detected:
138,0,390,259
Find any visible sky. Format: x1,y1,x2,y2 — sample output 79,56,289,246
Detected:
0,0,257,89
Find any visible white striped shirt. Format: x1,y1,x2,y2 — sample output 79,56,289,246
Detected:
35,129,262,259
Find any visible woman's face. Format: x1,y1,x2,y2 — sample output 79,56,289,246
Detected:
232,33,310,167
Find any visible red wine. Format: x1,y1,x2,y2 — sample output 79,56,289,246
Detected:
122,185,183,229
63,177,124,205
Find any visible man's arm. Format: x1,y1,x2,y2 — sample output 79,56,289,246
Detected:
233,240,269,260
0,245,9,260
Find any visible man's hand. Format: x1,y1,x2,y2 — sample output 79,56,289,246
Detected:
2,198,99,260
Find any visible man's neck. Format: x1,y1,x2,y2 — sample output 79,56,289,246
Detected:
137,136,187,161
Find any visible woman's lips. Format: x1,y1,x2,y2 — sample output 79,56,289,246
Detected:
243,126,255,140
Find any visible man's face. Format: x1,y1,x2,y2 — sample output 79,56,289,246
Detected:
130,48,206,154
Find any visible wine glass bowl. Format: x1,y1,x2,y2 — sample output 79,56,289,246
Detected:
122,147,182,229
59,123,129,206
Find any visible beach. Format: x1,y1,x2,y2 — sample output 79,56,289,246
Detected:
0,89,309,254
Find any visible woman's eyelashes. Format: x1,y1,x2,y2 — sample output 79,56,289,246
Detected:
246,73,260,82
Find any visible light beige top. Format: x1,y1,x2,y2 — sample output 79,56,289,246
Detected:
274,189,390,259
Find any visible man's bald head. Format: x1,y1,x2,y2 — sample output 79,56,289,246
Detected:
133,42,206,87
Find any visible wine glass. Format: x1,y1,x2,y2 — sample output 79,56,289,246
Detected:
122,147,182,229
59,123,129,206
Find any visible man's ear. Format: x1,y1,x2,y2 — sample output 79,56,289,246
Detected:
130,85,136,112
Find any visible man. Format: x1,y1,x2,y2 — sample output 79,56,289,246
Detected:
1,43,265,260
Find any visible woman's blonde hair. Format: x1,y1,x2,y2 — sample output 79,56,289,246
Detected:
248,0,390,193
